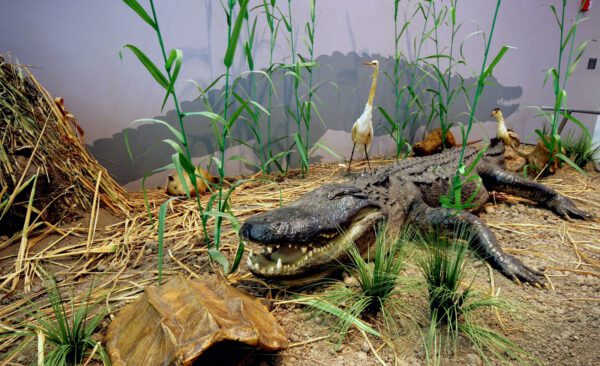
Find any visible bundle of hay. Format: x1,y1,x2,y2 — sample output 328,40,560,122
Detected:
0,55,130,236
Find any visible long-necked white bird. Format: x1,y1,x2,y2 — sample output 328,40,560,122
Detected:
348,60,379,171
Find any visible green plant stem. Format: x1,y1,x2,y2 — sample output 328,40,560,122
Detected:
444,0,458,141
245,14,266,170
266,3,276,172
287,0,307,174
393,0,401,147
400,0,433,159
456,0,502,172
148,0,210,244
561,7,581,92
305,0,317,160
551,0,567,137
215,0,236,250
149,0,190,160
432,2,446,146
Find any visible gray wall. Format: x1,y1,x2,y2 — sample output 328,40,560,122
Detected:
1,0,599,188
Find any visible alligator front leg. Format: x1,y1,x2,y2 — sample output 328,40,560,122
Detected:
407,201,546,286
478,163,593,220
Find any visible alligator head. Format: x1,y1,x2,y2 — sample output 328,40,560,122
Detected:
240,183,385,282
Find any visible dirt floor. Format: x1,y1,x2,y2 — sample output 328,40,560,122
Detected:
0,157,599,366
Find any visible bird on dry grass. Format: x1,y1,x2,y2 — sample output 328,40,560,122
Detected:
348,60,379,171
491,107,521,150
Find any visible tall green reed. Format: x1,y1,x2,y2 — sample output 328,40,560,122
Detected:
262,0,288,173
281,0,306,174
194,0,250,273
279,0,323,175
440,0,510,211
234,1,292,175
378,0,412,159
536,0,591,173
121,0,212,280
122,0,248,279
399,0,435,156
301,0,317,165
428,0,464,150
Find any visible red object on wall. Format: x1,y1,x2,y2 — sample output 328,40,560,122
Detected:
581,0,591,12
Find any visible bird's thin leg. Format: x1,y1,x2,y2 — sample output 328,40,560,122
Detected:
364,145,371,169
347,143,356,172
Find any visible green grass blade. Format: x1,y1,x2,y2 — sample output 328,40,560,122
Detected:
171,153,190,198
294,297,381,337
556,153,586,175
311,142,342,161
121,45,168,89
208,249,229,274
561,112,591,139
132,118,184,142
229,239,245,274
293,133,309,168
224,0,250,67
122,0,157,30
157,197,177,285
161,48,183,111
482,45,511,80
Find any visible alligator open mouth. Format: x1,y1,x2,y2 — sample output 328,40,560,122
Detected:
243,208,384,281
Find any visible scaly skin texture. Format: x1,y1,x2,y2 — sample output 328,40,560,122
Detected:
240,140,593,286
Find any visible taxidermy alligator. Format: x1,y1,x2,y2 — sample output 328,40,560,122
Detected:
240,140,593,286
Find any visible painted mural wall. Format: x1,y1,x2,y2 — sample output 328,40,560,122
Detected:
1,0,599,189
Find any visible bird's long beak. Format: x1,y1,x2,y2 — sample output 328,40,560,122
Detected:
363,61,374,66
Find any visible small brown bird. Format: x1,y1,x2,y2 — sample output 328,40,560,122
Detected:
166,167,215,196
491,107,520,150
348,60,379,171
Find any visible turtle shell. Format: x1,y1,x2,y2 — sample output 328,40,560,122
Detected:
105,275,288,365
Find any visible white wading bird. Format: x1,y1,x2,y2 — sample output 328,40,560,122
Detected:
348,60,379,171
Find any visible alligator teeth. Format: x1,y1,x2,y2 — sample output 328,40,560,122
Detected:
249,249,254,257
267,246,273,254
308,250,313,257
254,262,260,270
276,258,282,270
268,267,275,274
301,247,307,254
246,256,252,267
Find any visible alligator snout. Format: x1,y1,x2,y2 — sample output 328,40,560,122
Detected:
240,207,316,245
241,184,381,247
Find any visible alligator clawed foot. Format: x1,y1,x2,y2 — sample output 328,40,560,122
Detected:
502,256,547,288
544,195,594,221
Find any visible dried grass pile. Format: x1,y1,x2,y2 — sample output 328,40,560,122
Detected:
0,55,131,236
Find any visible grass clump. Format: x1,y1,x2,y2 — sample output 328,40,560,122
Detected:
295,225,416,345
563,131,600,169
29,279,109,366
417,227,535,365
